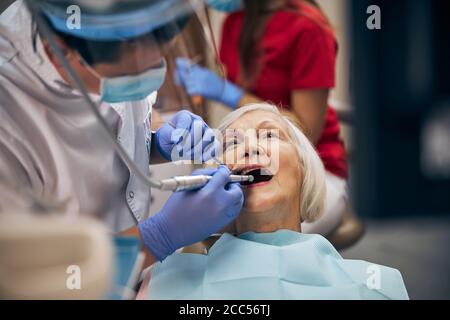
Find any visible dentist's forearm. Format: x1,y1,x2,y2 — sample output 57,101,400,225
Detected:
120,225,157,267
137,229,158,267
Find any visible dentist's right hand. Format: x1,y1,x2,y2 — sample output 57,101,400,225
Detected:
138,166,244,261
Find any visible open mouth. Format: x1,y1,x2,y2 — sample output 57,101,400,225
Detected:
239,168,274,186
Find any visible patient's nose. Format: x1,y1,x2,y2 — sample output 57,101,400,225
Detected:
243,131,259,158
242,131,269,161
244,148,260,158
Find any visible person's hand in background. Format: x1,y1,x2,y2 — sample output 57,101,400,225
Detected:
175,57,243,109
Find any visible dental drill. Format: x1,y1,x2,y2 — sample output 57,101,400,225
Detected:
159,174,254,192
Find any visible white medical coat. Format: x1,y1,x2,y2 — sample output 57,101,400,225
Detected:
0,1,154,232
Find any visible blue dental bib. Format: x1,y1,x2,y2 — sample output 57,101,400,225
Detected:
148,230,408,300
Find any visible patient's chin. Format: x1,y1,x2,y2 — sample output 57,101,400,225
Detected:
244,185,285,214
243,193,279,213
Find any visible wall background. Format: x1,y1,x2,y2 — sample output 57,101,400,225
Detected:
316,0,351,108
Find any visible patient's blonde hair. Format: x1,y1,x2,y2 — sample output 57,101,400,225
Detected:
217,103,326,223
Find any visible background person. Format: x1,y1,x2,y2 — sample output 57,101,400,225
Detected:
176,0,350,236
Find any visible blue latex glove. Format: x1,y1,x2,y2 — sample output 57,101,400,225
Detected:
175,57,244,109
138,166,244,261
155,110,220,163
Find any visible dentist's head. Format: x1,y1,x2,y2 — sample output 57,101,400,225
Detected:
30,0,193,102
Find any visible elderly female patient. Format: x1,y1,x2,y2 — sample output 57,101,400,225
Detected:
141,103,408,300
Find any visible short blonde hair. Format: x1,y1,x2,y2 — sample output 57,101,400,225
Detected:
217,103,326,223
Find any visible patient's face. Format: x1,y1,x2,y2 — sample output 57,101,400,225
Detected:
222,110,302,215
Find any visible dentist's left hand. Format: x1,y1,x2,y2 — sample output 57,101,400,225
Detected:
155,110,220,163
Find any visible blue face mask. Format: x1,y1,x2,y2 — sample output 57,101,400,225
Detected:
101,59,167,103
207,0,242,12
91,59,167,103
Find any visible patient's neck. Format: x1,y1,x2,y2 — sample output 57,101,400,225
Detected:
235,201,301,234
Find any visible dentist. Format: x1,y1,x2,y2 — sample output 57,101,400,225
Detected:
0,0,243,264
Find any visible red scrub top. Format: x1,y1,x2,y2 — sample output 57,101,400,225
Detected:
219,2,348,179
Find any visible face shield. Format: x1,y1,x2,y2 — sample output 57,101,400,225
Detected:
26,0,227,190
28,0,225,107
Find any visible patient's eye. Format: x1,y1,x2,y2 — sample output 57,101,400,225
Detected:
260,130,279,140
224,138,240,149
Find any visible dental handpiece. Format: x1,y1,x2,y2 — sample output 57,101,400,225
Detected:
159,175,254,192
